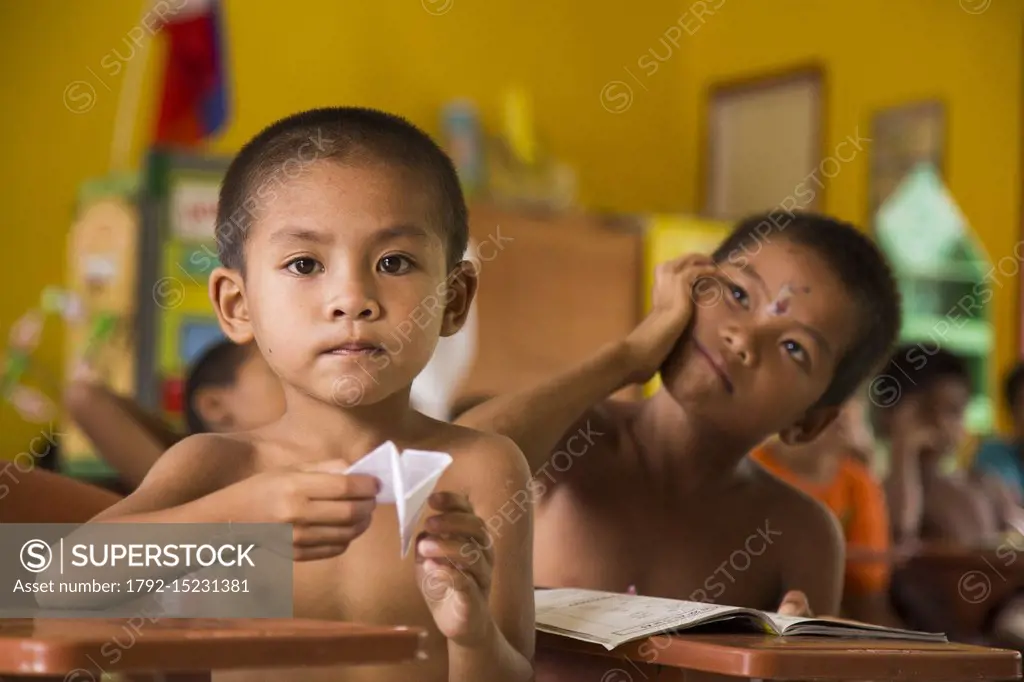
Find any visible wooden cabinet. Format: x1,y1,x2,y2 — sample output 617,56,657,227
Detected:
455,204,645,404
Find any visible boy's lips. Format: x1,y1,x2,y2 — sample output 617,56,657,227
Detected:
324,341,385,356
693,339,734,394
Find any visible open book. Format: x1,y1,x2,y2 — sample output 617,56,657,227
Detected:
536,588,947,651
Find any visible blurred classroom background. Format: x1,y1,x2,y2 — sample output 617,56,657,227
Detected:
0,0,1021,483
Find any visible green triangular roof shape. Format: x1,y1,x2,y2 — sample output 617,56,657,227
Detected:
875,163,987,278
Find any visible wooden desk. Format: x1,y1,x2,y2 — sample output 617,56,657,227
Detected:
0,618,425,679
900,544,1024,635
536,632,1022,681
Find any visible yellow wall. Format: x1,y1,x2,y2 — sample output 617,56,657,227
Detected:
0,0,684,458
676,0,1023,430
0,0,1021,458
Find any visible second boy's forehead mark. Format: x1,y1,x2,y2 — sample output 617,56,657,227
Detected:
727,261,813,310
730,248,846,361
766,283,812,316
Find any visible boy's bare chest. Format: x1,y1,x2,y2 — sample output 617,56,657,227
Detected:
533,482,787,610
230,505,450,682
290,504,432,623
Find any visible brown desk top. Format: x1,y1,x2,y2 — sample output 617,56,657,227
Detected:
537,632,1023,680
0,618,425,675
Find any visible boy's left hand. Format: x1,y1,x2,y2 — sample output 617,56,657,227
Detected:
416,492,495,647
777,590,813,617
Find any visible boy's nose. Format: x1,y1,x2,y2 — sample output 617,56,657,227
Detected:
721,325,754,365
327,288,381,321
331,298,381,320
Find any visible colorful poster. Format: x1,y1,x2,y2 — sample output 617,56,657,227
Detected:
170,178,220,241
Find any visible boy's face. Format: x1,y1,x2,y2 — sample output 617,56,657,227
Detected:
918,377,970,456
210,160,474,409
659,238,861,446
191,348,286,433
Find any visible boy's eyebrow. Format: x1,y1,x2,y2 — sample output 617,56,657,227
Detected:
736,262,769,295
370,224,433,244
268,224,431,246
269,228,332,245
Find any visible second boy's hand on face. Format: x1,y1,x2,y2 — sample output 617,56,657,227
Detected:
622,254,719,387
416,491,496,647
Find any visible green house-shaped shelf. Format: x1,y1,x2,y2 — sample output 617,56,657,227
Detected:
875,163,994,434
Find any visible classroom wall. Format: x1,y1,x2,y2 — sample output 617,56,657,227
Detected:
0,0,1020,460
674,0,1023,430
0,0,686,459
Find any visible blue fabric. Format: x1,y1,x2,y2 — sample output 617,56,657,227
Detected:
973,437,1024,497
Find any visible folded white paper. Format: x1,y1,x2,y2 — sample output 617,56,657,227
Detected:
345,441,453,557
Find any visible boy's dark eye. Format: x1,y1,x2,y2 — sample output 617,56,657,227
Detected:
729,284,750,308
783,339,807,363
378,255,413,275
286,258,321,276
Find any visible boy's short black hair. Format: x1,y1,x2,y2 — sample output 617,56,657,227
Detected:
1004,361,1024,411
184,339,252,434
712,211,901,409
882,344,972,401
216,106,468,273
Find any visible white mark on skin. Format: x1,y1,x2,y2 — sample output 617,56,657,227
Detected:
766,283,810,316
766,284,794,316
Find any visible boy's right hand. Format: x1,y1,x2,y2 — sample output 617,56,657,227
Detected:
621,254,719,386
228,463,381,561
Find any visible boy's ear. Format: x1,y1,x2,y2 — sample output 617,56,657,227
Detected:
439,261,478,338
209,266,254,344
777,405,841,447
193,388,233,432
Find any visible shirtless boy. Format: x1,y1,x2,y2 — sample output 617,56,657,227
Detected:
64,340,284,489
878,345,1024,644
459,212,901,618
880,345,1023,546
79,108,534,682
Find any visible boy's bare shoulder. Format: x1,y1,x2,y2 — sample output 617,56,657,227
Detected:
743,457,844,546
146,431,260,489
420,420,531,493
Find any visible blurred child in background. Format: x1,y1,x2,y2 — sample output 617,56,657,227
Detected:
879,346,1023,547
63,340,283,489
878,346,1024,646
972,361,1024,504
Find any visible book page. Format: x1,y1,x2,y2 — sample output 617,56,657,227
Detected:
766,612,947,641
764,612,819,631
535,588,771,650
